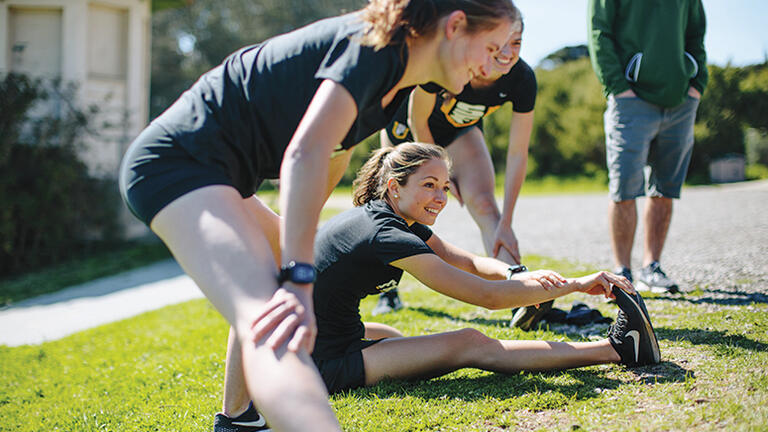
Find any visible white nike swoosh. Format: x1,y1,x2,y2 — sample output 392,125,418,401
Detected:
233,413,267,427
499,93,508,98
627,330,640,363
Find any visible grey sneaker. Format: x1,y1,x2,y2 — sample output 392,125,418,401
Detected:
372,290,403,315
607,285,661,366
613,266,633,283
510,300,554,331
637,261,679,293
213,402,272,432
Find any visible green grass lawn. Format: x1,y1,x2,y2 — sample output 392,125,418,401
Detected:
2,255,766,431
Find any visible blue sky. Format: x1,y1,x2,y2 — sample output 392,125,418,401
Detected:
515,0,768,67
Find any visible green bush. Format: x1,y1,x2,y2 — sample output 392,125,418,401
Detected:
0,73,120,277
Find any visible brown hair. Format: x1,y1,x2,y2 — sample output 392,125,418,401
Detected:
353,142,450,206
360,0,521,50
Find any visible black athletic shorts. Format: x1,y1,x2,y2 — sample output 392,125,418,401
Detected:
313,338,384,394
119,123,261,226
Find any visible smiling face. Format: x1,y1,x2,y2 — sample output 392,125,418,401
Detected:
387,158,451,226
473,29,522,85
435,12,513,94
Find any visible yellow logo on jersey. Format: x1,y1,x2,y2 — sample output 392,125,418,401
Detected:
376,279,399,293
440,99,501,128
391,121,410,140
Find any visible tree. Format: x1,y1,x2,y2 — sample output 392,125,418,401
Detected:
150,0,364,118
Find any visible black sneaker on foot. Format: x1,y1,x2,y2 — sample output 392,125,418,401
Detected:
372,290,404,316
510,300,555,331
607,285,660,367
637,261,679,293
213,402,272,432
613,266,633,283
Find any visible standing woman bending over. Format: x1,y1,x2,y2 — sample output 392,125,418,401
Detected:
376,14,537,314
222,143,660,420
119,1,520,431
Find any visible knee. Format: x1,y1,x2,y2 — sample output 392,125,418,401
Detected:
453,328,494,354
465,192,499,219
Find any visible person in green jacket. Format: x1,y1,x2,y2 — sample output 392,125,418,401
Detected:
587,0,708,293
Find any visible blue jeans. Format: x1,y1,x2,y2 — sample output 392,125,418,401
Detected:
604,95,700,201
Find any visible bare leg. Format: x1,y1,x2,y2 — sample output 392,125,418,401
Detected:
609,199,637,269
362,328,620,385
364,322,403,339
642,196,673,266
151,186,340,431
222,328,250,416
446,129,516,264
221,196,282,416
220,150,352,416
259,322,615,396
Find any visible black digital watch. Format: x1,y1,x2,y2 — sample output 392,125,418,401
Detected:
277,261,316,285
506,264,528,280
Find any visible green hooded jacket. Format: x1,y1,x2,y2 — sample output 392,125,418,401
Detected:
587,0,708,108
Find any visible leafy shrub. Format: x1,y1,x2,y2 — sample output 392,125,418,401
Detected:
0,73,120,277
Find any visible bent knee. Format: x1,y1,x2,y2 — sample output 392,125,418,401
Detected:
453,328,493,347
465,193,499,218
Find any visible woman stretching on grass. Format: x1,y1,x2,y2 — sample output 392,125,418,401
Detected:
119,1,521,430
218,143,660,430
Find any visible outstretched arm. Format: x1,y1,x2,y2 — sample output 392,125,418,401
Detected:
392,234,634,309
391,252,571,309
494,110,534,262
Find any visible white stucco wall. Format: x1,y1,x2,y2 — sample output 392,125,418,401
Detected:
1,0,152,237
1,0,151,178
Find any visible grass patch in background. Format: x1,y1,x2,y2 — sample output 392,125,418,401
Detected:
2,254,766,431
0,241,171,307
0,197,349,307
514,174,609,196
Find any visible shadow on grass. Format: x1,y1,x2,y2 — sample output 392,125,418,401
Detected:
349,369,622,402
347,361,689,402
410,306,510,327
656,327,768,353
646,288,768,306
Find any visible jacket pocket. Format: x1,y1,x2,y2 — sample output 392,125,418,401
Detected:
684,51,699,78
624,53,642,83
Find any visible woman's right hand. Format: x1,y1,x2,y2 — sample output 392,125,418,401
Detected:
250,285,317,354
571,271,635,299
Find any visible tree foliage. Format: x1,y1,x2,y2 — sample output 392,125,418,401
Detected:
0,74,120,277
150,0,364,118
483,59,768,182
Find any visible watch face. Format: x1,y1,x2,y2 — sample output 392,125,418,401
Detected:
294,265,315,283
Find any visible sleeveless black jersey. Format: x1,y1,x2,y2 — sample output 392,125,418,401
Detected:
386,59,536,146
154,13,412,197
311,200,434,360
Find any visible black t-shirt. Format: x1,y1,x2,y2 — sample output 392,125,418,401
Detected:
311,200,434,360
385,59,537,146
154,13,412,196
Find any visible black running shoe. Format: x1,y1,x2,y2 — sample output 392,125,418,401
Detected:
637,261,679,293
607,285,660,366
213,402,272,432
372,289,404,316
510,300,554,331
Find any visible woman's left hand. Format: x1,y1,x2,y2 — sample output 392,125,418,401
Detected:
571,271,635,299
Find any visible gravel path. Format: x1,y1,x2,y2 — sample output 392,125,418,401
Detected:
433,179,768,300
